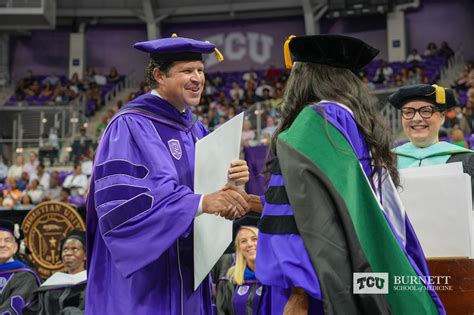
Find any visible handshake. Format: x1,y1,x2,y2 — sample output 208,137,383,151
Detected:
202,184,250,220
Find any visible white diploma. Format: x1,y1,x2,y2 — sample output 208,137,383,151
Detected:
399,163,473,258
193,113,244,289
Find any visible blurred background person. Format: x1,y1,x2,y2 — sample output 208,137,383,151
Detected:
216,226,261,315
0,220,40,313
26,230,87,315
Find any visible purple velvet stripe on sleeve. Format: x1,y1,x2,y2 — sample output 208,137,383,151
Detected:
95,160,148,181
257,171,322,300
95,185,150,206
99,193,153,235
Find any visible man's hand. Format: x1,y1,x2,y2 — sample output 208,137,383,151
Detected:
228,160,250,186
202,187,249,219
223,185,263,213
284,287,308,315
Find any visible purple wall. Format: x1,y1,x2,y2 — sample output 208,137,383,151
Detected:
86,25,148,77
8,0,474,81
163,17,305,72
406,0,474,61
10,29,70,82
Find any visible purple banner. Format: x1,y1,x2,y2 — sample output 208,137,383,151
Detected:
163,17,305,72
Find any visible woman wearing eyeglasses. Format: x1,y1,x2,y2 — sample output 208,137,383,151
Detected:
390,84,474,175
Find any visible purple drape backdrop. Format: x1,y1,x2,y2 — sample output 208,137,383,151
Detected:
9,0,474,81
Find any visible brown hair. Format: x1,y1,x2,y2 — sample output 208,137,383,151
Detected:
271,62,400,187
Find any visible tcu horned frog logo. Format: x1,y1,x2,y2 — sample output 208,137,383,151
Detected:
168,139,182,160
21,201,85,279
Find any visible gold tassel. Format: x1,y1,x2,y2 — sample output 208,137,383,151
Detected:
171,33,178,38
284,35,296,69
214,47,224,63
432,84,446,104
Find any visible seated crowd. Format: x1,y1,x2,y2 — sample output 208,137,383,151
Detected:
0,149,93,209
0,39,470,314
0,219,86,314
361,41,454,89
6,66,124,117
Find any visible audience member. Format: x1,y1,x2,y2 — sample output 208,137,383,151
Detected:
59,188,72,204
71,127,92,164
450,128,468,148
444,106,472,135
80,149,94,177
255,80,274,98
7,155,24,182
107,66,121,83
39,132,59,166
216,226,261,315
406,49,423,64
270,88,283,109
0,156,7,184
25,81,41,97
423,42,438,57
96,115,108,138
373,61,393,84
23,152,39,179
26,230,87,315
262,116,277,140
93,70,107,85
31,163,50,191
212,71,225,88
24,179,44,204
62,164,88,197
39,81,54,99
22,70,34,89
264,65,281,84
42,71,60,86
241,120,256,147
84,67,96,83
229,82,244,103
242,68,258,83
2,179,22,207
438,41,454,59
43,172,62,201
16,171,30,191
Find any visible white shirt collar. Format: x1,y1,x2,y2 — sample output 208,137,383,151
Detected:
151,89,186,113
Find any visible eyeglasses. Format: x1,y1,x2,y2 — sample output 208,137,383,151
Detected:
401,106,440,120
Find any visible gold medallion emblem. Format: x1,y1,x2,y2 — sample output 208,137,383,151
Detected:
21,201,85,279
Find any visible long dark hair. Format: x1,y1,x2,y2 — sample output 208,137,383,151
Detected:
271,62,400,187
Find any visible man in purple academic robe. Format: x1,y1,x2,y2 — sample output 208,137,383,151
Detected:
85,36,250,315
